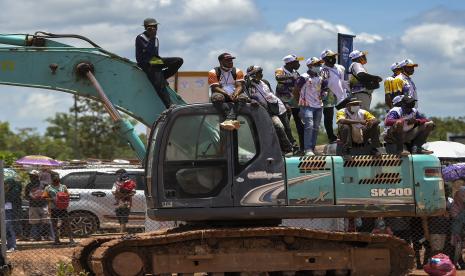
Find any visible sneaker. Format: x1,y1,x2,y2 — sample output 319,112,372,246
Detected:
6,248,15,253
220,120,237,131
399,150,410,157
415,147,433,154
232,120,241,130
53,240,62,245
304,150,315,156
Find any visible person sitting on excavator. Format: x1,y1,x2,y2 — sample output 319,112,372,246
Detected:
336,97,381,158
208,53,248,131
383,95,434,155
135,18,183,108
244,65,293,154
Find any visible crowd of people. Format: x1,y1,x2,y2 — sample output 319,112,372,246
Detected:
135,17,435,158
2,168,135,251
206,49,435,158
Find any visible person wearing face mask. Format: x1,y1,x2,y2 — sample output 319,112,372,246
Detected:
275,54,303,153
320,49,349,144
336,97,381,158
384,95,434,155
208,52,248,131
135,18,184,108
348,50,383,111
384,62,404,109
396,59,419,107
245,65,293,154
293,57,327,156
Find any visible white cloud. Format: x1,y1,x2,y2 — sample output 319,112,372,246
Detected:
401,23,465,63
356,33,383,44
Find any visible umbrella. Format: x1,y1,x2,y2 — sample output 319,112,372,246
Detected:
15,155,62,168
423,141,465,159
442,163,465,182
2,168,19,181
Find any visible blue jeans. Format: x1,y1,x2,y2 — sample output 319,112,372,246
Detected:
5,209,16,250
299,106,322,151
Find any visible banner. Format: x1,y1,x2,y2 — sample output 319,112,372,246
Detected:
337,33,355,78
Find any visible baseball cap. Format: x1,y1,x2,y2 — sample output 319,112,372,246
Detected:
306,57,323,66
29,170,40,176
399,59,418,68
346,97,362,106
246,65,262,75
392,95,404,107
349,50,367,60
143,18,159,27
320,49,338,59
390,62,400,71
282,54,299,64
401,95,417,105
218,52,236,61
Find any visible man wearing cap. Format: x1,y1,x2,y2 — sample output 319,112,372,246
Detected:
320,49,348,143
293,57,326,156
336,97,381,157
245,65,293,154
384,95,434,155
396,59,419,107
348,50,382,111
135,18,184,108
384,62,404,109
208,53,248,130
275,54,303,153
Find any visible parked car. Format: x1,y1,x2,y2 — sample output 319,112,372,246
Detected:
52,167,146,236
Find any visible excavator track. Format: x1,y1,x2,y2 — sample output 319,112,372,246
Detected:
73,226,414,276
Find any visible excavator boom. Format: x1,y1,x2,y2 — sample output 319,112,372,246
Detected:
0,33,185,160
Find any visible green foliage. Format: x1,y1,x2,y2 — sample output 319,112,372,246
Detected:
0,96,144,161
428,117,465,141
56,261,89,276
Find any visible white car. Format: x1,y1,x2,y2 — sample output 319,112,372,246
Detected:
52,167,146,236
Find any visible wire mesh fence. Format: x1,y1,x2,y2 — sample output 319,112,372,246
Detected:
0,163,464,275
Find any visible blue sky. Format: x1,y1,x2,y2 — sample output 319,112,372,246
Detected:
0,0,464,134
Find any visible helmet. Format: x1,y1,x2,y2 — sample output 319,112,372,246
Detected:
143,18,159,27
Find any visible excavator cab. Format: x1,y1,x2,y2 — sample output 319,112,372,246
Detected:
146,104,286,221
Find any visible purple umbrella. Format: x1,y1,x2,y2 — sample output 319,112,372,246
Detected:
15,155,62,167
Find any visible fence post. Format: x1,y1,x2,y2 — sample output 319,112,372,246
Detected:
0,160,6,261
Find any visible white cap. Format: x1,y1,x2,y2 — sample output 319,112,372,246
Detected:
349,50,367,60
390,62,400,71
392,95,404,106
282,54,298,64
399,59,418,68
29,170,40,175
320,49,338,59
306,57,323,66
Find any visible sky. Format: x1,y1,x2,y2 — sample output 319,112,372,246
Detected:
1,0,465,134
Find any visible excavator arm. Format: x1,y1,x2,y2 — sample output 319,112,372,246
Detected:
0,32,185,160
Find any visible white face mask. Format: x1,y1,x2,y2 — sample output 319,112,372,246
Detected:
221,65,232,71
350,106,360,113
310,66,321,74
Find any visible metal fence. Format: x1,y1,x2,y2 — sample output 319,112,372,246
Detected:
0,163,463,275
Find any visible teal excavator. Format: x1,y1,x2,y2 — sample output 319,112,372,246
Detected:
0,33,446,276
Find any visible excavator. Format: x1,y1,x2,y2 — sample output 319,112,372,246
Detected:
0,33,446,276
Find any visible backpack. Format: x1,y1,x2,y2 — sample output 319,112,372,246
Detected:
55,191,70,209
214,67,237,82
120,179,136,193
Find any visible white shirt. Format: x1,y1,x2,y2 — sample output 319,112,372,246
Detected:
396,73,418,107
322,64,348,104
298,73,323,108
250,80,286,115
349,62,371,94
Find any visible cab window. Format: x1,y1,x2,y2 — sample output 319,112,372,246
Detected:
163,114,227,198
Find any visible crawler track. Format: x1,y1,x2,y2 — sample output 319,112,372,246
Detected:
73,226,414,276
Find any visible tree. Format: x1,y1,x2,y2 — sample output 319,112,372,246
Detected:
46,97,142,160
428,117,465,141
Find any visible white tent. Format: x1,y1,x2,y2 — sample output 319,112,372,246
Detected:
423,141,465,159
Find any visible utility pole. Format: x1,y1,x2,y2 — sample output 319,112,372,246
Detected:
73,94,80,159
